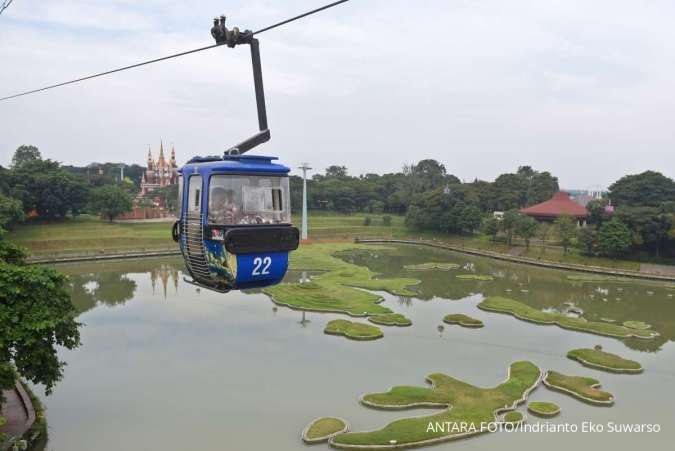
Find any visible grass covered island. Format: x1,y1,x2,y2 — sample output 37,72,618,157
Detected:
403,262,459,271
543,371,614,406
264,243,419,317
329,361,541,449
478,296,659,339
302,417,349,444
368,313,412,327
443,314,484,328
527,401,560,417
456,274,494,281
502,411,524,424
567,348,643,373
622,320,652,330
324,320,384,341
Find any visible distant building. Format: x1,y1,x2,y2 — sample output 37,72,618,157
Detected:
571,193,593,207
140,141,178,196
520,191,588,225
116,141,178,220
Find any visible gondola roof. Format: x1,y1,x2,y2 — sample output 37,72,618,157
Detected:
180,154,290,174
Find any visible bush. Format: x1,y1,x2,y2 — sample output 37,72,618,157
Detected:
481,216,500,241
555,214,577,254
89,185,133,221
363,216,372,226
515,215,538,248
576,226,597,255
368,200,384,214
597,218,632,257
0,193,25,229
382,215,392,226
0,229,28,265
0,363,16,406
0,232,82,398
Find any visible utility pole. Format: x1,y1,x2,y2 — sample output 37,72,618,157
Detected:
299,163,312,240
119,164,125,182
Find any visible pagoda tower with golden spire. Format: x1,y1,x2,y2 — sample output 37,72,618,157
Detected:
140,140,178,195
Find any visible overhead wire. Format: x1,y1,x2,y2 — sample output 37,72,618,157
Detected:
0,0,352,102
0,0,14,16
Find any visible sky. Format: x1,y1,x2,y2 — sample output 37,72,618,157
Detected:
1,0,674,189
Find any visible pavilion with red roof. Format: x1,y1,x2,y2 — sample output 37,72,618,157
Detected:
520,191,588,225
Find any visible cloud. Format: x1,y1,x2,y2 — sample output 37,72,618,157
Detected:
1,0,674,189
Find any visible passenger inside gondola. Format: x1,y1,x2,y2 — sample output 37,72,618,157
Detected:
209,187,239,224
208,175,291,226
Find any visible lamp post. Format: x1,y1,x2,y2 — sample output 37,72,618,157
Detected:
299,163,312,240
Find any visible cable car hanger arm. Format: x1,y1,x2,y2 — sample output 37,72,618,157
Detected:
211,16,270,156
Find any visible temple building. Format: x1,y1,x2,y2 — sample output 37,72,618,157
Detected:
520,191,589,225
116,141,179,220
140,141,178,196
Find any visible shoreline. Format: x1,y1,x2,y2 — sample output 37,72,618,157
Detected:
542,372,614,406
355,239,675,282
0,381,41,451
28,238,675,283
28,248,180,264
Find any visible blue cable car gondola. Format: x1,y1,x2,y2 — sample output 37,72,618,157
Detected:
172,17,299,292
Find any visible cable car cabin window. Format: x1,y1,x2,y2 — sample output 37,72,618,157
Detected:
187,175,202,214
177,175,183,216
208,175,290,225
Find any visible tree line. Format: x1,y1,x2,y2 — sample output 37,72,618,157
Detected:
290,161,560,218
290,160,674,259
1,146,674,259
0,145,159,225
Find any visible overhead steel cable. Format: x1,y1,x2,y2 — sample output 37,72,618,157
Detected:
252,0,350,35
0,44,221,101
0,0,351,102
0,0,14,16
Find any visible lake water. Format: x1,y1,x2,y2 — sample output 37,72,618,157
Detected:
41,244,675,450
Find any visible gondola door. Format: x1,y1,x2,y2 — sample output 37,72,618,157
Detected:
182,174,211,282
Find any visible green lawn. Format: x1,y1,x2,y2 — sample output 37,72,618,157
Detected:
368,313,412,327
443,313,484,328
324,319,384,341
527,401,560,417
478,296,659,339
622,320,652,330
331,361,541,448
7,212,407,257
264,243,419,316
292,211,408,240
7,215,175,256
519,246,641,271
302,417,348,443
543,370,614,405
502,411,524,423
567,348,643,373
7,211,672,277
413,233,643,271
